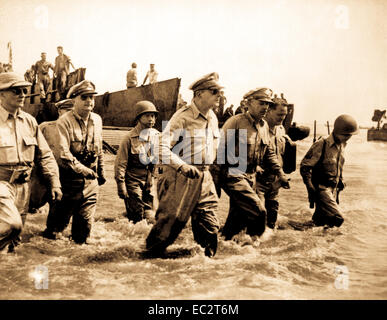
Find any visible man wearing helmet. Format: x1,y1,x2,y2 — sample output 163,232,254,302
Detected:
114,100,159,224
299,114,359,228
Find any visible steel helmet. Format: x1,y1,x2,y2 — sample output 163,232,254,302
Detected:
134,100,158,119
333,114,359,135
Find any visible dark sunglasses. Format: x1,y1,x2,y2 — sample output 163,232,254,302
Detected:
253,98,269,105
80,94,94,101
8,87,28,95
208,89,220,95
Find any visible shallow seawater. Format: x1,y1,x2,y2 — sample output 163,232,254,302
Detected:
1,128,386,300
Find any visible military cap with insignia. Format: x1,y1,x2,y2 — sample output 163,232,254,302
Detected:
67,80,98,98
0,72,32,91
55,98,74,110
188,72,224,92
272,94,288,106
243,87,273,103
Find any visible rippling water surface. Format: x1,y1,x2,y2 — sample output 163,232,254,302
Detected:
1,128,386,300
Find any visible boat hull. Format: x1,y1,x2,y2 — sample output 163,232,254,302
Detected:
93,78,181,131
367,128,387,141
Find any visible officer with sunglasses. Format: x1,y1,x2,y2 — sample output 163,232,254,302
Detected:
29,99,75,214
42,80,105,244
0,72,62,253
146,72,223,258
217,87,290,241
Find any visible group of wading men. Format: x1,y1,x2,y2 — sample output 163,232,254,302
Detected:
0,71,359,257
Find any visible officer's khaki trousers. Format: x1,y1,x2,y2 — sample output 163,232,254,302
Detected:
313,186,344,227
0,181,30,250
46,178,98,243
221,173,267,239
146,166,219,252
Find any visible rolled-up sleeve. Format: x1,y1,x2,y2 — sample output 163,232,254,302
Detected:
35,126,61,188
114,135,130,189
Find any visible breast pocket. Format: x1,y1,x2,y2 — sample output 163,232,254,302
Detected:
322,156,338,176
246,136,257,163
22,136,37,162
70,131,83,154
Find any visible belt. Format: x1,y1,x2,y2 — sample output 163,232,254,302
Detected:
0,166,32,184
192,164,210,171
246,164,257,174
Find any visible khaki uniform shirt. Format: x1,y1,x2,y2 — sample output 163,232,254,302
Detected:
126,68,138,87
0,105,60,187
219,112,283,176
55,110,104,177
54,54,71,75
114,124,159,188
159,101,220,169
34,60,54,80
300,133,345,187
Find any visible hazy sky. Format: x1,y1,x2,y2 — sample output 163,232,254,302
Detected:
0,0,386,125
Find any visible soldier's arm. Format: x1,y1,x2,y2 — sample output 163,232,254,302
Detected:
34,125,61,189
158,115,188,170
142,73,148,85
95,117,105,185
299,139,324,187
114,135,130,198
68,56,75,70
34,125,62,200
263,143,286,178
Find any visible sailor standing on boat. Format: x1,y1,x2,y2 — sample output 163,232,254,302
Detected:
43,80,105,243
146,72,223,257
0,72,62,253
34,52,54,100
54,46,75,97
114,100,159,224
126,62,138,89
299,114,359,228
142,63,158,85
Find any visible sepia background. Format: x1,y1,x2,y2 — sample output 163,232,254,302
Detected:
0,0,386,300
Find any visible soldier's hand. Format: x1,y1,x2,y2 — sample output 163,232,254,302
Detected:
337,179,346,191
118,189,129,200
306,185,315,209
256,165,264,175
257,200,267,215
98,176,106,186
280,175,291,189
84,168,98,179
51,187,63,201
178,164,200,179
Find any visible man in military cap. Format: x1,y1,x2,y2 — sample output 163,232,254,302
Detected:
297,114,359,229
146,72,223,257
43,80,105,244
255,94,296,229
217,87,290,240
34,52,54,100
0,72,62,253
114,100,159,224
126,62,138,89
29,99,74,214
